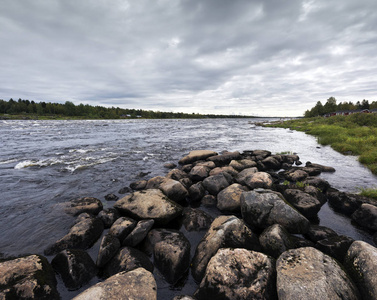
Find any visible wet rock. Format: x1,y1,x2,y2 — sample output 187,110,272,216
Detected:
352,203,377,231
305,224,338,243
345,241,377,300
262,155,281,170
51,249,97,291
142,229,182,256
207,151,241,166
303,176,330,193
64,197,103,216
0,254,59,300
179,150,218,165
73,268,157,300
173,296,195,300
191,215,260,282
122,219,155,247
114,189,183,225
283,189,322,219
166,168,187,181
327,190,368,215
118,186,131,194
304,185,327,205
282,168,308,182
189,165,210,181
209,166,238,177
316,235,354,263
181,207,213,231
282,154,300,164
159,178,188,203
129,179,147,190
244,171,273,189
154,231,191,284
241,190,310,234
259,224,297,259
201,194,216,207
217,183,248,212
306,161,336,172
202,173,231,195
145,176,165,189
194,248,277,300
104,193,118,201
97,208,120,228
103,247,154,278
276,247,360,300
179,177,192,189
301,166,322,176
229,159,257,171
251,150,271,160
188,181,206,202
108,216,137,241
164,162,177,169
96,234,121,268
195,160,216,169
235,167,258,185
45,214,104,255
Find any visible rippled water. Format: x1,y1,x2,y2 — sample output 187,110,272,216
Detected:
1,119,377,298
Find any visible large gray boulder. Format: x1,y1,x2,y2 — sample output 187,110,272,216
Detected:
283,189,322,219
304,225,338,243
122,219,155,247
44,214,104,255
241,190,310,234
352,203,377,231
244,171,273,189
189,165,210,181
191,215,260,282
315,235,354,263
159,178,188,203
229,159,257,171
188,182,206,202
0,254,59,299
207,151,241,166
114,189,183,225
194,248,277,300
282,168,308,182
96,234,121,268
277,247,360,300
73,268,157,300
217,183,248,212
97,208,120,228
345,241,377,299
181,207,213,231
202,173,231,195
108,216,137,241
64,197,103,216
235,167,258,185
179,150,218,165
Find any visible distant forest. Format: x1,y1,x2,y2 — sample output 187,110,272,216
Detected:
0,98,253,119
304,97,377,118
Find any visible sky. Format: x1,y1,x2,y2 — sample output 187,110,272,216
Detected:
1,0,377,117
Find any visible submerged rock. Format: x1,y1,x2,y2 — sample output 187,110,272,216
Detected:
352,203,377,231
64,197,103,216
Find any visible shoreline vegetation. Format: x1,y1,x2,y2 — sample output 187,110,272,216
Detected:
0,98,258,120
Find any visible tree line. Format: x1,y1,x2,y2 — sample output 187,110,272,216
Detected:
304,97,377,118
0,98,253,119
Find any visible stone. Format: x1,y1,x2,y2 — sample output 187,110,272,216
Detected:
209,166,238,177
122,219,155,247
103,247,154,278
114,189,183,225
352,203,377,231
96,234,121,268
0,254,59,299
316,235,354,263
189,165,210,181
306,161,336,172
188,182,206,202
64,197,103,216
118,186,131,194
73,268,157,300
44,214,104,255
207,151,241,166
166,169,187,181
345,241,377,300
244,171,273,189
201,194,216,207
179,150,218,165
217,183,248,212
181,207,213,231
304,185,327,205
202,173,230,195
164,162,177,169
235,167,258,185
159,178,188,203
97,208,120,228
104,193,118,201
129,180,147,190
277,247,360,300
179,177,192,189
145,176,165,189
251,150,271,160
108,216,137,241
229,159,257,171
303,176,330,193
153,231,191,284
305,225,338,243
191,215,260,282
241,190,310,234
282,169,308,182
195,160,216,169
173,296,195,300
262,156,281,170
283,189,322,219
142,229,182,256
51,249,97,291
194,248,277,300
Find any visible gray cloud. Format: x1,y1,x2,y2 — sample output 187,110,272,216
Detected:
1,0,376,116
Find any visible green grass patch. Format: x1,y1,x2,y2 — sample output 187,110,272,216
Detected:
358,188,377,200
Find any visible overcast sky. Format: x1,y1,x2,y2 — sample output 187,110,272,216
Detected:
1,0,376,117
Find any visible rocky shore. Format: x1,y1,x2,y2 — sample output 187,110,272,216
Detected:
1,149,377,299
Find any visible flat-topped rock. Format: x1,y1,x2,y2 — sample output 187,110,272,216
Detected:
179,150,218,165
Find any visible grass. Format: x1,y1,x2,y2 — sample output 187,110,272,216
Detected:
358,188,377,200
266,113,377,175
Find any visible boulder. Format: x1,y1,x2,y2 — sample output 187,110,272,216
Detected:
179,177,192,189
277,247,360,300
194,248,277,300
201,194,216,207
96,234,121,268
352,203,377,231
130,179,147,190
64,197,103,216
51,249,97,291
241,190,310,234
145,176,165,189
345,241,377,300
97,208,120,228
327,190,373,215
191,215,260,282
283,189,322,219
166,169,187,181
44,214,104,255
282,169,308,182
282,154,300,164
315,235,354,263
179,150,218,165
108,216,137,241
306,161,336,172
104,193,118,201
305,225,338,243
188,182,206,202
195,160,216,169
153,231,191,284
304,185,327,205
118,186,131,194
189,165,210,181
159,178,188,203
217,183,248,212
73,268,157,300
207,151,241,166
114,189,183,225
209,166,238,177
244,171,273,189
103,247,154,278
164,162,177,169
122,219,155,247
262,156,281,170
301,166,322,176
142,229,183,256
229,159,257,171
202,173,231,195
251,150,271,160
181,208,213,231
235,167,258,185
0,254,59,300
303,176,330,193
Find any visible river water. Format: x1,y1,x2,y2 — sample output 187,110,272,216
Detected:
1,118,377,298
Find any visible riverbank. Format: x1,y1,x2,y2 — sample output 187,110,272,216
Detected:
264,113,377,175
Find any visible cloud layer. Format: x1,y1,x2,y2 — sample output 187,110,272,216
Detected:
1,0,376,116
